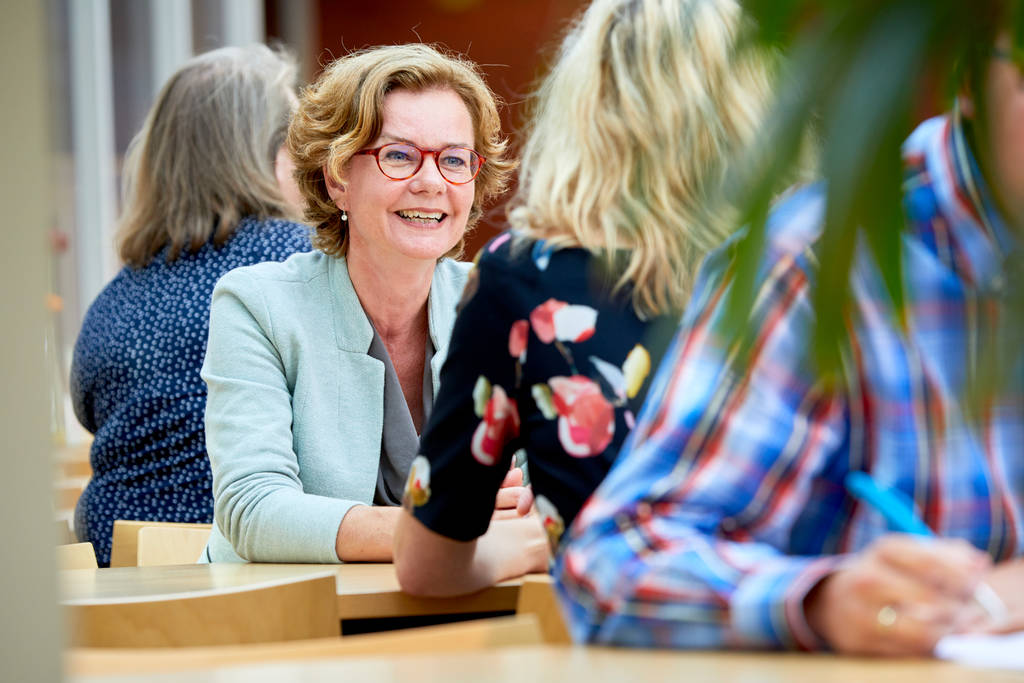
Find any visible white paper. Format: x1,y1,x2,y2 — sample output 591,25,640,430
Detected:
934,631,1024,671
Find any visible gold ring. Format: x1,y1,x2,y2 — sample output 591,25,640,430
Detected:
877,605,899,629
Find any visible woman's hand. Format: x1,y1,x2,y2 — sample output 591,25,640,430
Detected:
492,466,534,520
803,534,991,656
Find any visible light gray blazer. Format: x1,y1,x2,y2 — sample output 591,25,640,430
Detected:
200,250,470,563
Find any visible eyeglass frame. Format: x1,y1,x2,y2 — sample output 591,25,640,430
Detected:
354,142,485,185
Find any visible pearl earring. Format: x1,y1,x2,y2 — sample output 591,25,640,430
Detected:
341,210,348,222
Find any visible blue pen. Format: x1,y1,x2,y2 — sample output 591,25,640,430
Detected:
844,471,1008,622
845,471,935,537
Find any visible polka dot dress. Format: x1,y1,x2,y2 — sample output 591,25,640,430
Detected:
70,217,311,566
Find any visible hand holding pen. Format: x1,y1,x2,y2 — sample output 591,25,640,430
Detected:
802,472,1003,656
845,472,1009,625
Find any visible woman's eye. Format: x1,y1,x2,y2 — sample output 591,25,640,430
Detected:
384,150,414,163
441,154,468,169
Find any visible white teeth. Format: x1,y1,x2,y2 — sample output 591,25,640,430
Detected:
397,210,444,222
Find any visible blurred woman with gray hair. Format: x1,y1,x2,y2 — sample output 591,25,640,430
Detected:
71,44,310,567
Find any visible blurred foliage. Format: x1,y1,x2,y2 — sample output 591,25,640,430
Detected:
725,0,1022,386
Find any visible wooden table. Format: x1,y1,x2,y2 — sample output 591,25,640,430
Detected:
69,644,1022,682
61,563,523,621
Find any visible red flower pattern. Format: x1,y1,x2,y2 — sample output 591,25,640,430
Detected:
548,375,614,457
529,299,597,344
470,384,521,466
508,319,529,360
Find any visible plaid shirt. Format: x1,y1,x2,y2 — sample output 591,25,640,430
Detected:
555,114,1024,650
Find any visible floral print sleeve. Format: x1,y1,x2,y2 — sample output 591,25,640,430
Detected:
408,233,677,549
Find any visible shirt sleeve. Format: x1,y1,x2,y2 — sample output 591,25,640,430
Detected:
201,269,356,563
555,242,848,650
411,254,525,541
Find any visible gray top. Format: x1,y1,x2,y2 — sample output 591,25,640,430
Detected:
367,327,435,505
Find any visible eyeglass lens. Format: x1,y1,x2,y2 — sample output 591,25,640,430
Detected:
377,143,479,183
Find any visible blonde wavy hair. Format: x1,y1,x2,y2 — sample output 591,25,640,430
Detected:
288,44,514,258
508,0,775,316
117,45,299,267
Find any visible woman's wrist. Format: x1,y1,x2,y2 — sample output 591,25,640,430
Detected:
336,505,401,562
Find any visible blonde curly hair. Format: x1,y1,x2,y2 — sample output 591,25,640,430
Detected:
508,0,775,316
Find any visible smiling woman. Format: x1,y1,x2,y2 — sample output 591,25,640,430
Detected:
199,44,520,564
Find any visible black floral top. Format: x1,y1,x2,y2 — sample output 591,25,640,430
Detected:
406,232,678,551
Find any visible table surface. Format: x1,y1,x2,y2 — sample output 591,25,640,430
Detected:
69,644,1023,683
60,563,524,620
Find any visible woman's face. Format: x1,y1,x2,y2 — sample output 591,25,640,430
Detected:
329,87,477,265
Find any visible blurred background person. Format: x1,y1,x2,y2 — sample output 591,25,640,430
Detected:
71,44,311,567
394,0,776,596
556,13,1024,656
201,44,517,563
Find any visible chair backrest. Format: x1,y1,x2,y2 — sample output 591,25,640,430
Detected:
53,476,88,511
515,575,571,644
109,521,213,567
57,542,98,570
68,614,542,676
66,572,340,648
136,526,212,567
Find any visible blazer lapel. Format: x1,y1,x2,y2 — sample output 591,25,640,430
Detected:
326,255,375,353
427,259,468,395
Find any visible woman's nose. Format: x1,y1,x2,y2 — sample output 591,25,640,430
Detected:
409,153,446,193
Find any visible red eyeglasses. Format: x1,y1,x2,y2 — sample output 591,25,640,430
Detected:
356,142,484,185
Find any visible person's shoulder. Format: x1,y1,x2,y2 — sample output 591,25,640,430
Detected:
432,255,473,298
473,230,552,277
214,249,328,298
763,182,827,260
234,216,313,246
437,255,473,278
712,183,826,273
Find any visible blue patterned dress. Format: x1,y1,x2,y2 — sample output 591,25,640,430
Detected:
71,216,311,566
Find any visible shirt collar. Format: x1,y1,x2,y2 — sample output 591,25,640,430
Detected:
943,107,1017,289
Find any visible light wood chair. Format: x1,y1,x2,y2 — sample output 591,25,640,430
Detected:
57,542,98,570
515,575,571,644
53,476,88,511
109,520,213,567
136,525,212,566
54,440,92,479
66,572,339,648
68,613,542,676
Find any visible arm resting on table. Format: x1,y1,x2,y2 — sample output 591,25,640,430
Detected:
394,510,548,597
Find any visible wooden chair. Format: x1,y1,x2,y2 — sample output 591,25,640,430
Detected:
53,476,88,511
54,440,92,479
136,525,212,566
66,572,339,648
515,575,571,644
57,542,98,570
109,520,213,567
68,613,542,676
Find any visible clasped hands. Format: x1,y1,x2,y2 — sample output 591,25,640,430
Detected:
804,534,1023,656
